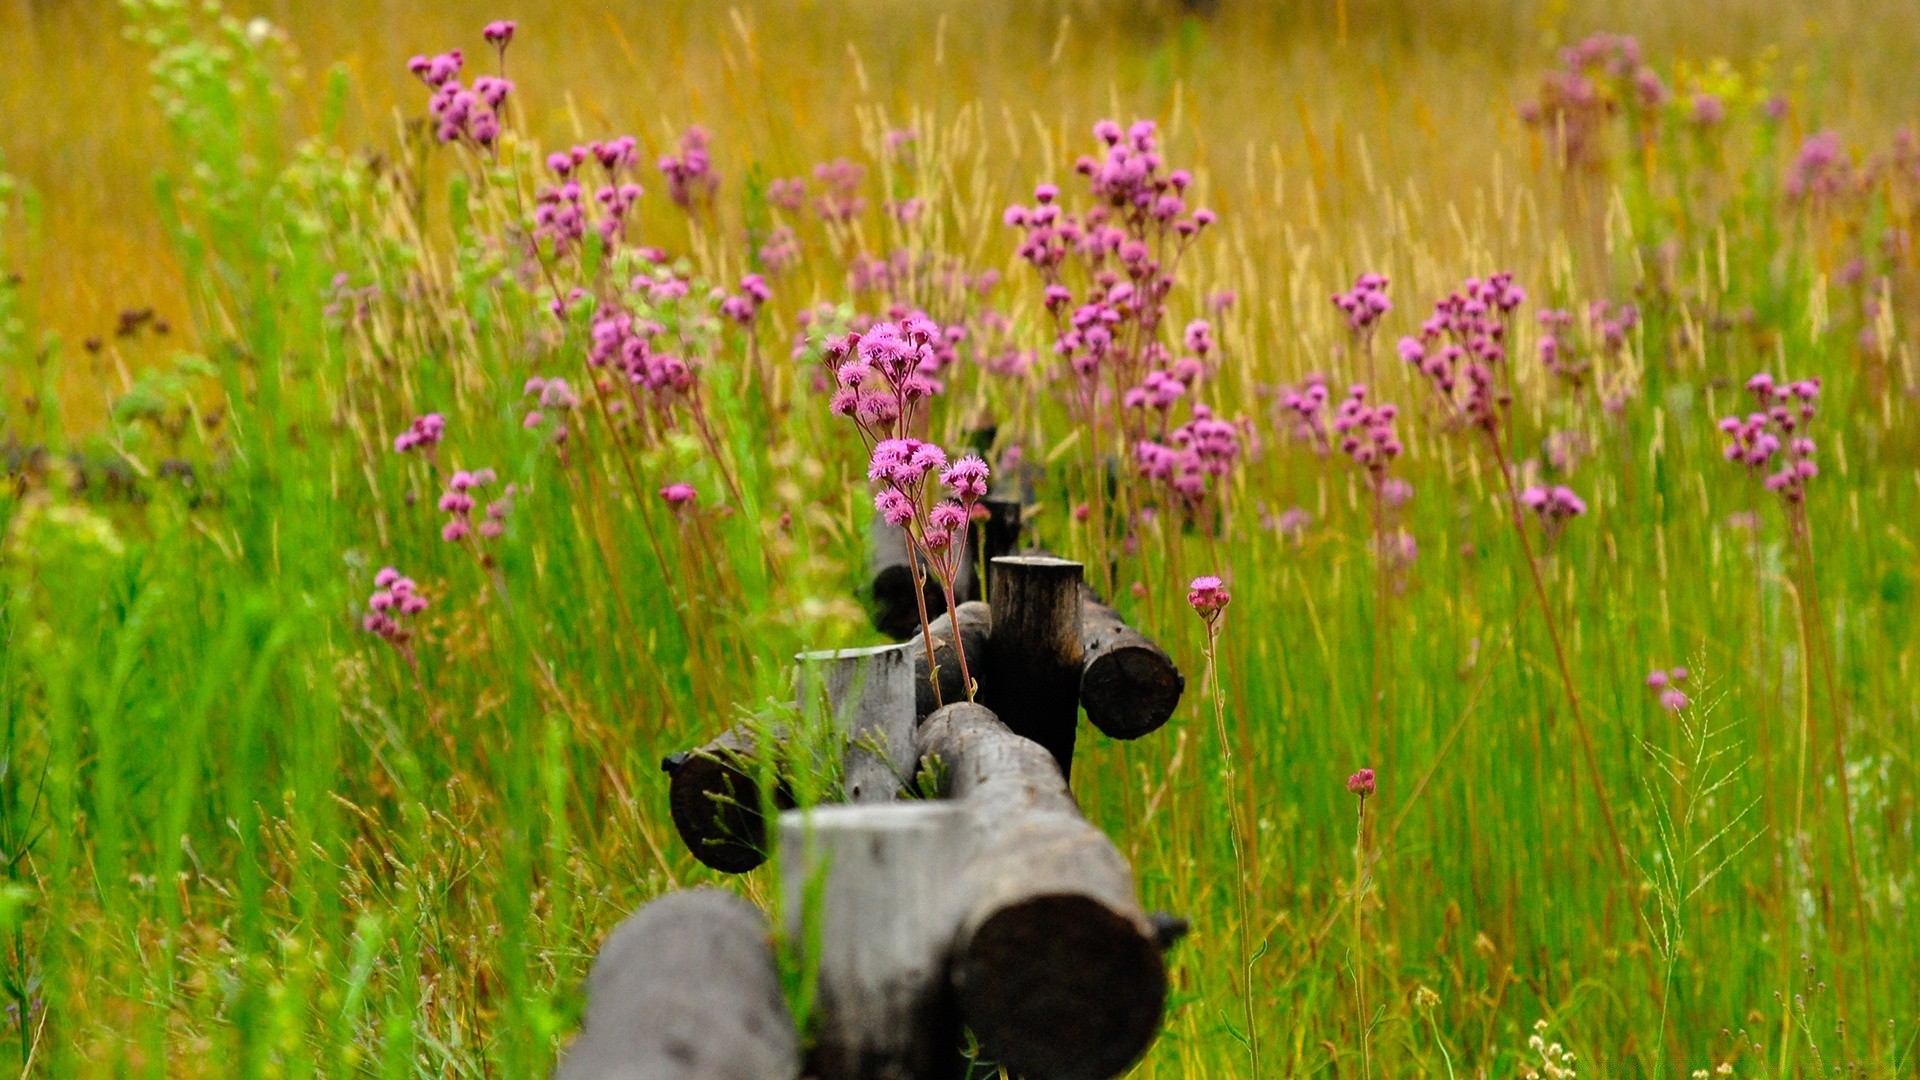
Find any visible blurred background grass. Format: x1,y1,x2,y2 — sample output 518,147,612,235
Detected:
4,0,1917,424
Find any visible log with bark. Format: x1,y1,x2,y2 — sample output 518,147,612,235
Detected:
1077,589,1184,741
661,726,792,875
796,642,917,804
555,888,800,1080
916,702,1168,1080
777,804,971,1080
981,555,1086,779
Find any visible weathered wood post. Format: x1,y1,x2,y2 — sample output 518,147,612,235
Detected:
555,888,801,1080
983,555,1086,779
778,804,971,1080
917,702,1168,1080
662,727,790,874
1079,590,1185,740
796,642,916,803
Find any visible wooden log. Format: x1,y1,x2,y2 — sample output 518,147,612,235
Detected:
867,514,953,640
982,555,1086,780
777,804,971,1080
555,888,800,1080
661,726,790,875
1078,590,1185,740
796,643,916,804
916,703,1168,1080
914,601,991,720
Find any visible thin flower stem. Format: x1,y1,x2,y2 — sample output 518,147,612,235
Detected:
1204,626,1261,1079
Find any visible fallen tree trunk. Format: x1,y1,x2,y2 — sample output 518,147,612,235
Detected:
777,804,970,1080
661,726,790,874
982,556,1085,779
555,888,800,1080
916,703,1168,1080
1078,591,1184,741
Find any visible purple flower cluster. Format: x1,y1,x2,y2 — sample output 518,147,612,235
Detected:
1134,405,1242,510
587,305,698,422
363,567,429,647
1519,33,1665,170
811,159,866,223
759,225,800,274
719,274,773,327
1720,373,1821,503
1520,484,1588,546
1786,132,1855,204
1276,374,1334,452
768,177,806,213
1398,272,1528,432
536,137,644,256
439,468,504,542
393,413,446,455
1346,767,1376,798
1331,273,1392,343
1002,121,1216,427
659,482,697,508
658,126,718,212
1331,384,1403,480
1537,299,1637,395
1187,575,1230,625
521,375,579,439
824,316,947,434
1646,665,1691,712
407,34,514,148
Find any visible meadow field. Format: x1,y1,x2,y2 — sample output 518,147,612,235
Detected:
1,0,1918,1075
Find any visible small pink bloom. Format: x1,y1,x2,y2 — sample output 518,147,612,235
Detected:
1347,768,1376,797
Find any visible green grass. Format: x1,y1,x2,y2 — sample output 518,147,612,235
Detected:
1,0,1917,1076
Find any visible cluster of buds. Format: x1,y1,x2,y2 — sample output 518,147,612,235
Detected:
718,274,773,327
1520,484,1589,547
439,468,505,542
1346,767,1376,798
811,159,866,223
869,441,989,578
587,301,700,426
1331,383,1404,480
536,137,644,256
658,126,718,212
768,177,806,213
1646,666,1691,712
1719,373,1820,503
1397,272,1527,433
1002,122,1215,417
392,412,446,455
1785,132,1855,204
1134,405,1242,510
659,482,698,509
363,567,429,650
1331,273,1392,344
1275,375,1334,451
407,43,513,148
1187,575,1231,629
521,376,579,441
825,317,988,702
1536,300,1638,394
1518,33,1665,172
759,226,800,274
824,316,946,434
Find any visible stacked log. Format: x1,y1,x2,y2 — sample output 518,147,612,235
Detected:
555,889,800,1080
585,542,1192,1080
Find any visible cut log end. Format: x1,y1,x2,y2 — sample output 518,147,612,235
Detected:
666,749,776,875
1080,643,1185,740
955,893,1168,1080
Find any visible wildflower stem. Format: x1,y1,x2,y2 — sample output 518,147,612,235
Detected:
1487,429,1646,974
1202,624,1261,1079
1788,508,1873,1046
